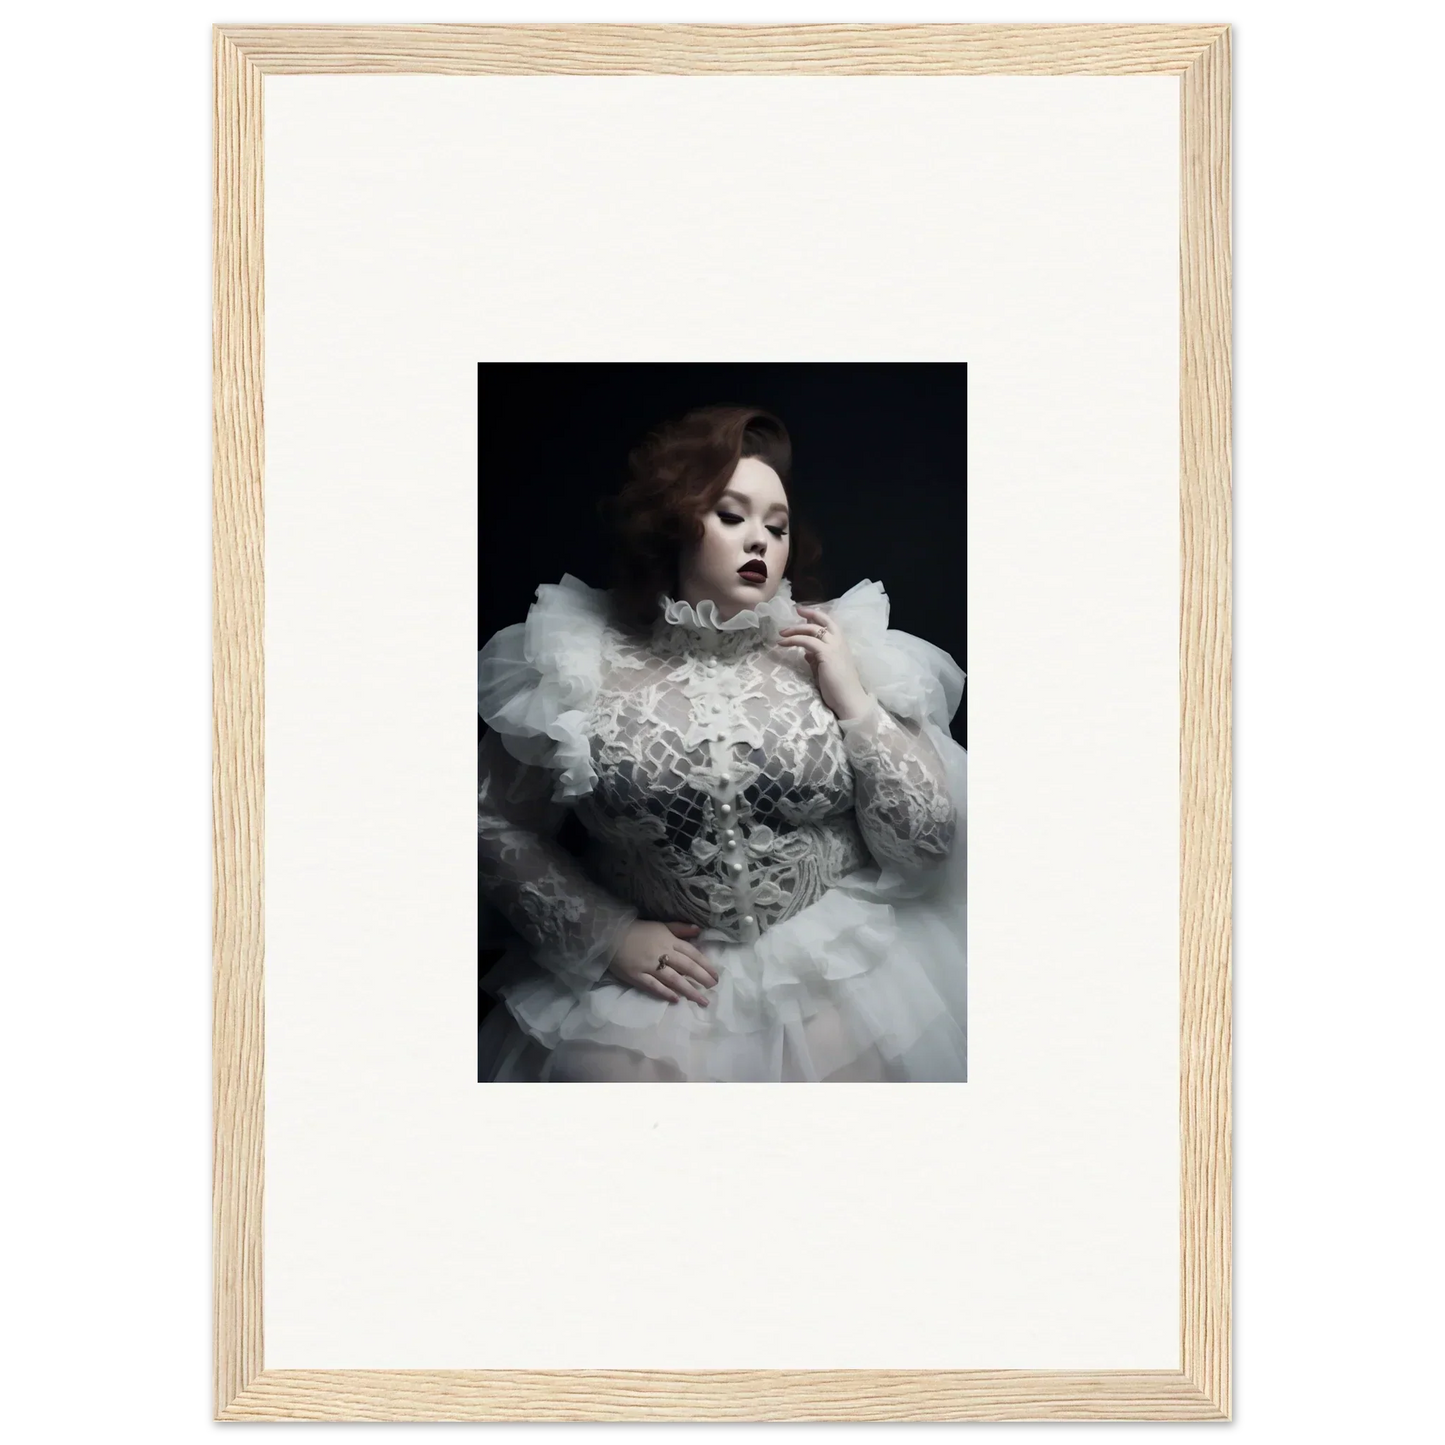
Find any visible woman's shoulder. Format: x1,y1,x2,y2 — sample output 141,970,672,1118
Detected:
531,572,616,624
478,573,615,662
484,570,611,633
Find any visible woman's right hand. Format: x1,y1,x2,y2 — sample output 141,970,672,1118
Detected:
608,920,719,1005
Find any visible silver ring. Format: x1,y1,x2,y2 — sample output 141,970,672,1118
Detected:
656,953,671,972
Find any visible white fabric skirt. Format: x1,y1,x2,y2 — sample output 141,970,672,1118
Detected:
477,865,967,1083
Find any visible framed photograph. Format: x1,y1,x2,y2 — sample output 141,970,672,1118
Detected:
215,21,1230,1422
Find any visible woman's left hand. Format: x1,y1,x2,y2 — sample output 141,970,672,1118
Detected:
778,604,876,724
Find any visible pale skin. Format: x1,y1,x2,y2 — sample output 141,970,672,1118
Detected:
607,456,876,1006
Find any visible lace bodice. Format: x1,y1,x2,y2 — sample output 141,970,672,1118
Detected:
477,575,964,990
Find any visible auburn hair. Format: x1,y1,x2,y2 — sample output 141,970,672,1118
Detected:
599,404,826,632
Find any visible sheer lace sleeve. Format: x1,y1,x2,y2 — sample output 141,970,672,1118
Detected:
819,578,964,874
478,727,638,989
838,698,957,872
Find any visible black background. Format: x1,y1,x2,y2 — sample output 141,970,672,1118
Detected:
478,361,968,748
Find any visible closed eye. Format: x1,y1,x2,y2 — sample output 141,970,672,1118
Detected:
718,511,787,539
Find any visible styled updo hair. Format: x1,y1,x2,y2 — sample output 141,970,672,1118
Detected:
600,404,826,632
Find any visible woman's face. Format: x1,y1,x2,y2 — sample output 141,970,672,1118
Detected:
677,456,792,620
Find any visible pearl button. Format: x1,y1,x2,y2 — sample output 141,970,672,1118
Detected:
741,915,755,927
730,862,744,876
719,803,732,818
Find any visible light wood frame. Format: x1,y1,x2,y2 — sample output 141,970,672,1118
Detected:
214,21,1231,1422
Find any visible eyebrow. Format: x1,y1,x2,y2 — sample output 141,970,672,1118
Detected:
720,490,790,518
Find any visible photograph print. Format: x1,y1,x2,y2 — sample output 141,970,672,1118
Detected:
477,363,967,1082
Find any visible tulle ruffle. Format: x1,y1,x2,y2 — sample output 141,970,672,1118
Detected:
655,578,798,638
821,579,965,735
476,573,612,800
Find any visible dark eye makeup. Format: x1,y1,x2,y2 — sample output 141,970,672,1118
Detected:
717,510,788,539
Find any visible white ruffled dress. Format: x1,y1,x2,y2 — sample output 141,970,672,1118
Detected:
476,574,968,1082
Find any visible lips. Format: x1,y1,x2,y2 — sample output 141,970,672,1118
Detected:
737,562,767,583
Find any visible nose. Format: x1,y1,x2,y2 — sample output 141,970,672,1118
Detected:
745,522,768,553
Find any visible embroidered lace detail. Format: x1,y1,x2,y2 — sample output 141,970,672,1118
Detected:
477,728,639,987
838,700,957,870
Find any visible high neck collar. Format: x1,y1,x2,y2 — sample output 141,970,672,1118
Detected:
649,578,800,659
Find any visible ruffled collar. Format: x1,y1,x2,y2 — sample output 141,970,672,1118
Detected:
649,577,800,659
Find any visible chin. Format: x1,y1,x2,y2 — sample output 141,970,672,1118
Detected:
730,579,778,605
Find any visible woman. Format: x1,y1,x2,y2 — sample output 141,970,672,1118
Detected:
477,404,967,1081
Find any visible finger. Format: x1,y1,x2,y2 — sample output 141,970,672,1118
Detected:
635,973,678,1003
665,920,702,937
794,605,833,628
659,965,710,1006
659,943,715,988
779,635,824,656
667,952,718,989
668,940,719,984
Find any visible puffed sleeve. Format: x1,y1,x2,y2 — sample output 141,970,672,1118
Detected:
477,576,638,987
821,581,965,877
477,574,612,801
